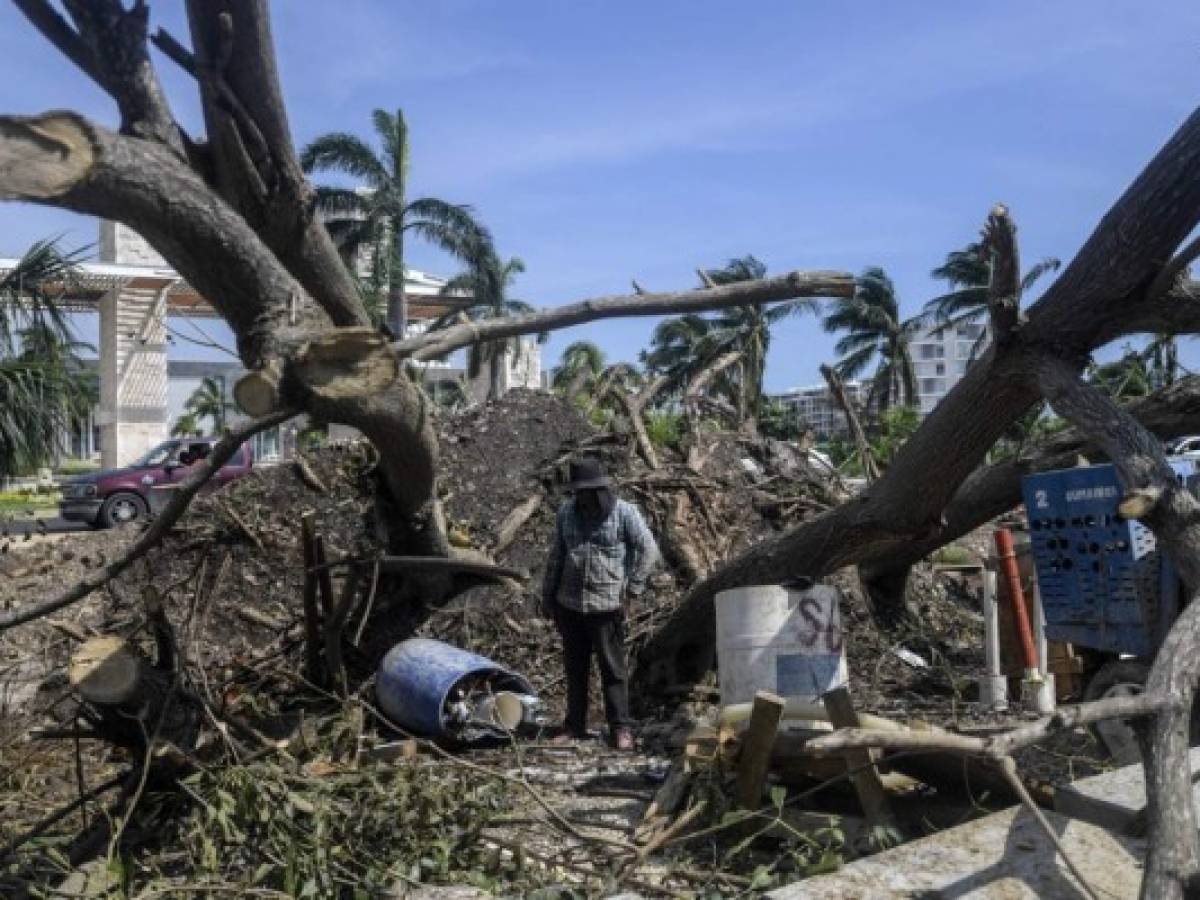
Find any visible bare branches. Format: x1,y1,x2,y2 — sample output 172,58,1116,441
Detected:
0,410,293,634
12,0,103,93
14,0,185,154
399,271,855,360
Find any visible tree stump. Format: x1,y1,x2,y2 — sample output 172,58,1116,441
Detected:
69,637,199,752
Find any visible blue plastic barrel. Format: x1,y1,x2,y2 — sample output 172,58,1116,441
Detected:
375,638,534,738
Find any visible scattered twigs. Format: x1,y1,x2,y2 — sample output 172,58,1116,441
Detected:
0,773,126,864
0,411,294,633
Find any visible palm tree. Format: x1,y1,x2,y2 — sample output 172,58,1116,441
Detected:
171,412,202,437
823,267,921,411
1090,347,1153,399
643,257,818,424
922,242,1061,356
185,376,231,432
643,314,725,399
700,256,818,420
0,239,94,477
430,252,540,401
301,108,490,336
552,340,607,400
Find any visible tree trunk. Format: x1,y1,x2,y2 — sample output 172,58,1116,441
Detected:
69,636,199,752
390,216,407,338
821,363,879,481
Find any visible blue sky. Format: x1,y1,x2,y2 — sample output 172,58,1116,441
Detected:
0,1,1197,390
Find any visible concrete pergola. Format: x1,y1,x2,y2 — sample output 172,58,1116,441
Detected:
0,222,476,468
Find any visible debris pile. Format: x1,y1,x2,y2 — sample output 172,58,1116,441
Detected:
0,388,1026,896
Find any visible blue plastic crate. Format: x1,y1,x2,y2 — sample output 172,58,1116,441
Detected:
1020,458,1193,657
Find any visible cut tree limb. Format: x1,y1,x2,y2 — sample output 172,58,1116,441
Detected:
492,491,544,556
983,203,1022,343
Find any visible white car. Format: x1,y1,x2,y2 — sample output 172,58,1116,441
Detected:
1167,436,1200,458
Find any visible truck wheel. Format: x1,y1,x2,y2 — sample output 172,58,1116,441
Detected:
99,492,147,529
1083,660,1149,765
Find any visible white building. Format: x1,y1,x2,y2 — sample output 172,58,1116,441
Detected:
771,380,865,439
1,221,529,469
910,322,987,415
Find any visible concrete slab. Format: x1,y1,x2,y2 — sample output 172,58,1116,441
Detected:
768,806,1144,899
1055,747,1200,833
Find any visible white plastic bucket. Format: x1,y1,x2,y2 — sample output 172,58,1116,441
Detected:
715,584,848,707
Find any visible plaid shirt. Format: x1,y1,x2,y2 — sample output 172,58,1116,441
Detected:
543,498,659,613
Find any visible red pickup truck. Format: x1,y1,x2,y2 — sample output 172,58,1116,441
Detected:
59,437,254,528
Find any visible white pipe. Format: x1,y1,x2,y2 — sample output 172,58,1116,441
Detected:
1028,580,1056,714
981,566,1008,711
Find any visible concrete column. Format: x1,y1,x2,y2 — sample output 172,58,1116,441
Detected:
97,281,170,468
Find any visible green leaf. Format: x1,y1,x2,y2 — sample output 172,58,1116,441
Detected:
769,785,787,809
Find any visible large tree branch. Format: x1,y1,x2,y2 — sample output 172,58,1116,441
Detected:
0,111,305,365
61,0,185,154
398,272,855,360
0,411,293,633
1148,234,1200,301
180,1,368,328
1120,280,1200,337
1038,359,1200,589
640,106,1200,689
867,375,1200,575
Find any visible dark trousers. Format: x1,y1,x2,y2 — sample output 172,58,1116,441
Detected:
554,604,632,733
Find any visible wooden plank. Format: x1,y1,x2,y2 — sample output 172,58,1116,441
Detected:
823,686,898,830
736,690,786,810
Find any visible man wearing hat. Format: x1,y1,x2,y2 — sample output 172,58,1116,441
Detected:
542,457,659,750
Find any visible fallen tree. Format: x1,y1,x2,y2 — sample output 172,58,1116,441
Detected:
0,0,852,621
639,154,1200,687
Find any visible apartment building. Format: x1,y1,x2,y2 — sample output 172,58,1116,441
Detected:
910,322,987,415
771,380,865,439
